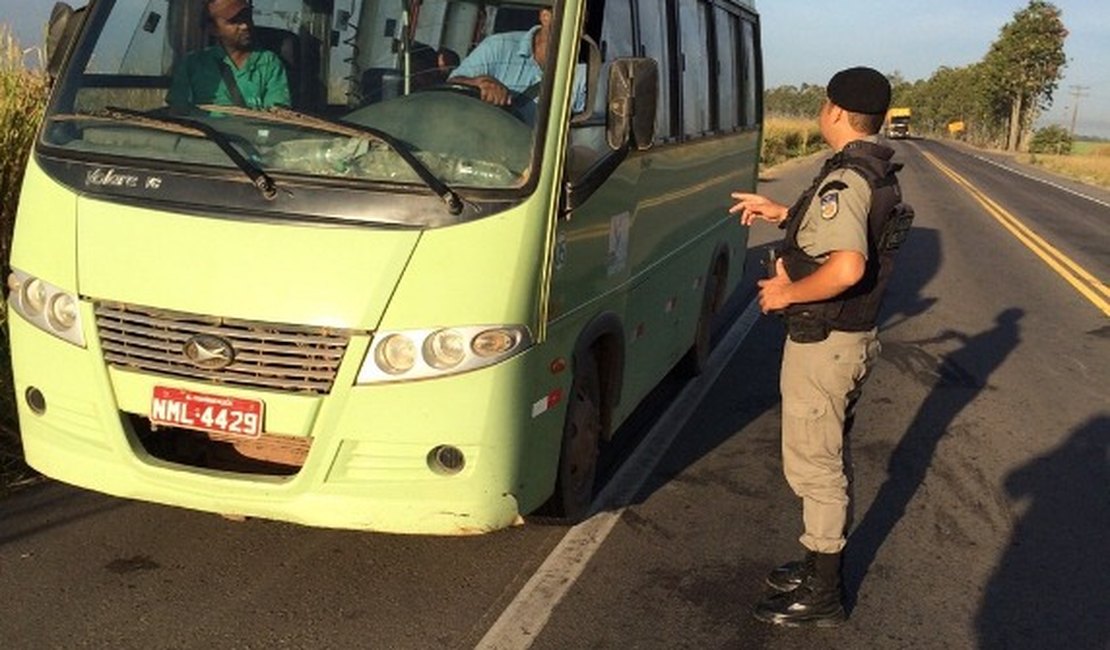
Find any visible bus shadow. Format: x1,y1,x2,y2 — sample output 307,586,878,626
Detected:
0,482,129,546
602,226,942,509
596,240,777,496
975,415,1110,649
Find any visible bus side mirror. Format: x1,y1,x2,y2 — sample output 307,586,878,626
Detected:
46,2,82,82
606,58,658,151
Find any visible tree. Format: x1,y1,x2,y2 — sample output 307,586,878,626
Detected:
982,1,1068,151
895,65,1001,143
1028,125,1072,154
764,83,826,118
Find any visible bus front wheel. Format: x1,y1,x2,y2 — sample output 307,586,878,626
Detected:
543,355,602,522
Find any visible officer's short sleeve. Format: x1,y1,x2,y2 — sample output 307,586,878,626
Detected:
802,168,871,260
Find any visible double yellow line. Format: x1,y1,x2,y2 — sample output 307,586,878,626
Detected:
921,150,1110,317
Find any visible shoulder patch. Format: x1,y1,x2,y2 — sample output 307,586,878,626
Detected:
817,180,849,195
820,192,839,219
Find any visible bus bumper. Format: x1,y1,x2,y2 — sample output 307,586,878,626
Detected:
9,312,560,536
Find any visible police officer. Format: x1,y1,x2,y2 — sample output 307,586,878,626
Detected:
729,66,911,627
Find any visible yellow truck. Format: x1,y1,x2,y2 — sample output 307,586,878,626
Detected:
887,107,912,139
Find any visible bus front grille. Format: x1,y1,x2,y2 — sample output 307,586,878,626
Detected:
95,302,353,394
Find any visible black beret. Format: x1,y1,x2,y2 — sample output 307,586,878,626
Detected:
827,67,891,115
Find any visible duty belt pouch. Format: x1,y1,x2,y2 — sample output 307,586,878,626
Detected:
785,315,830,343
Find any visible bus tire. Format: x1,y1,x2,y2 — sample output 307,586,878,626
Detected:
679,253,727,378
541,354,602,523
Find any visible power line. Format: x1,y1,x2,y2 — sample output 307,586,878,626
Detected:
1067,85,1089,137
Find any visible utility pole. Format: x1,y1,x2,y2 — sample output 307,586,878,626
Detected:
1067,85,1089,138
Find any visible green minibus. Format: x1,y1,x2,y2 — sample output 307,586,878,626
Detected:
7,0,761,534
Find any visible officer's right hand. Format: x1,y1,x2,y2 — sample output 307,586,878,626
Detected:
757,258,793,313
729,192,788,226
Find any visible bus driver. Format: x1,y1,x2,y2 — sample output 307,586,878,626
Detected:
167,0,291,111
448,7,586,120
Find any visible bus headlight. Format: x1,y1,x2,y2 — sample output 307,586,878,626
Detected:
357,325,532,384
48,293,79,331
21,278,48,317
471,328,520,357
6,269,87,348
423,329,466,369
375,334,417,375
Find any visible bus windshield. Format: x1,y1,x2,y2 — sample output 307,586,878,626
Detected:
43,0,570,191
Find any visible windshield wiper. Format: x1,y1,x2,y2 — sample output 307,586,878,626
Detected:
108,107,279,200
200,104,464,215
52,108,279,200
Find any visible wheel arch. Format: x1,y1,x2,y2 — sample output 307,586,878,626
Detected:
707,240,731,308
571,311,625,441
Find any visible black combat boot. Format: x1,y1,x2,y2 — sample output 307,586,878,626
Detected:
753,552,846,627
766,550,815,592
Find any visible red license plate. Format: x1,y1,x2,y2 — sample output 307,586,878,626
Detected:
150,386,264,438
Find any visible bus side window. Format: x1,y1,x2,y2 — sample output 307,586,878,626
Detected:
596,0,634,59
714,7,739,131
677,0,712,137
739,17,761,128
636,0,673,143
567,0,634,182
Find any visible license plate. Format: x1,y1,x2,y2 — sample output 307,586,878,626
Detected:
150,386,264,439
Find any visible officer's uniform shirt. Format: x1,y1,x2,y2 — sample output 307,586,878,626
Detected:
795,137,880,264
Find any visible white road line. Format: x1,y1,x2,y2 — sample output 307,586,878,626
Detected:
475,297,765,650
968,152,1110,209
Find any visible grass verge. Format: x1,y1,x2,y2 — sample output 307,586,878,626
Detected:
1,25,48,495
1019,142,1110,190
761,115,825,168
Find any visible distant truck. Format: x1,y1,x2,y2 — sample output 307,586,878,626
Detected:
887,107,912,139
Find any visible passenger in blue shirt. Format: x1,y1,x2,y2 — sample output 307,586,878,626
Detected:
448,7,586,119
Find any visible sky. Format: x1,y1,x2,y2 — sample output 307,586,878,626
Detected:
759,0,1109,138
1,0,1107,137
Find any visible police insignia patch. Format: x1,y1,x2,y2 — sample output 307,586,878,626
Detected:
820,192,839,219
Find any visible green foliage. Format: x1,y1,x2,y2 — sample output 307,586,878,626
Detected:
897,64,1008,147
1028,124,1072,154
984,1,1068,109
0,26,46,489
764,83,825,118
1,29,48,272
982,1,1068,150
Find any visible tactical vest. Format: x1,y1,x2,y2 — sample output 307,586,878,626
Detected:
778,139,914,334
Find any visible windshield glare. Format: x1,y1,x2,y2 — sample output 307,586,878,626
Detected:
44,0,565,189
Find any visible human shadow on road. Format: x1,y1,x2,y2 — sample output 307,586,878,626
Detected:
975,415,1109,650
843,308,1025,609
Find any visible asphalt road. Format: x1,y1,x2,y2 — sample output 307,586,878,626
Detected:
1,139,1107,649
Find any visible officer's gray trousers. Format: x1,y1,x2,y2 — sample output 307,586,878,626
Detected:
780,328,880,554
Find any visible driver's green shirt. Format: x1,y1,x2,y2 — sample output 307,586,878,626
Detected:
167,46,290,110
